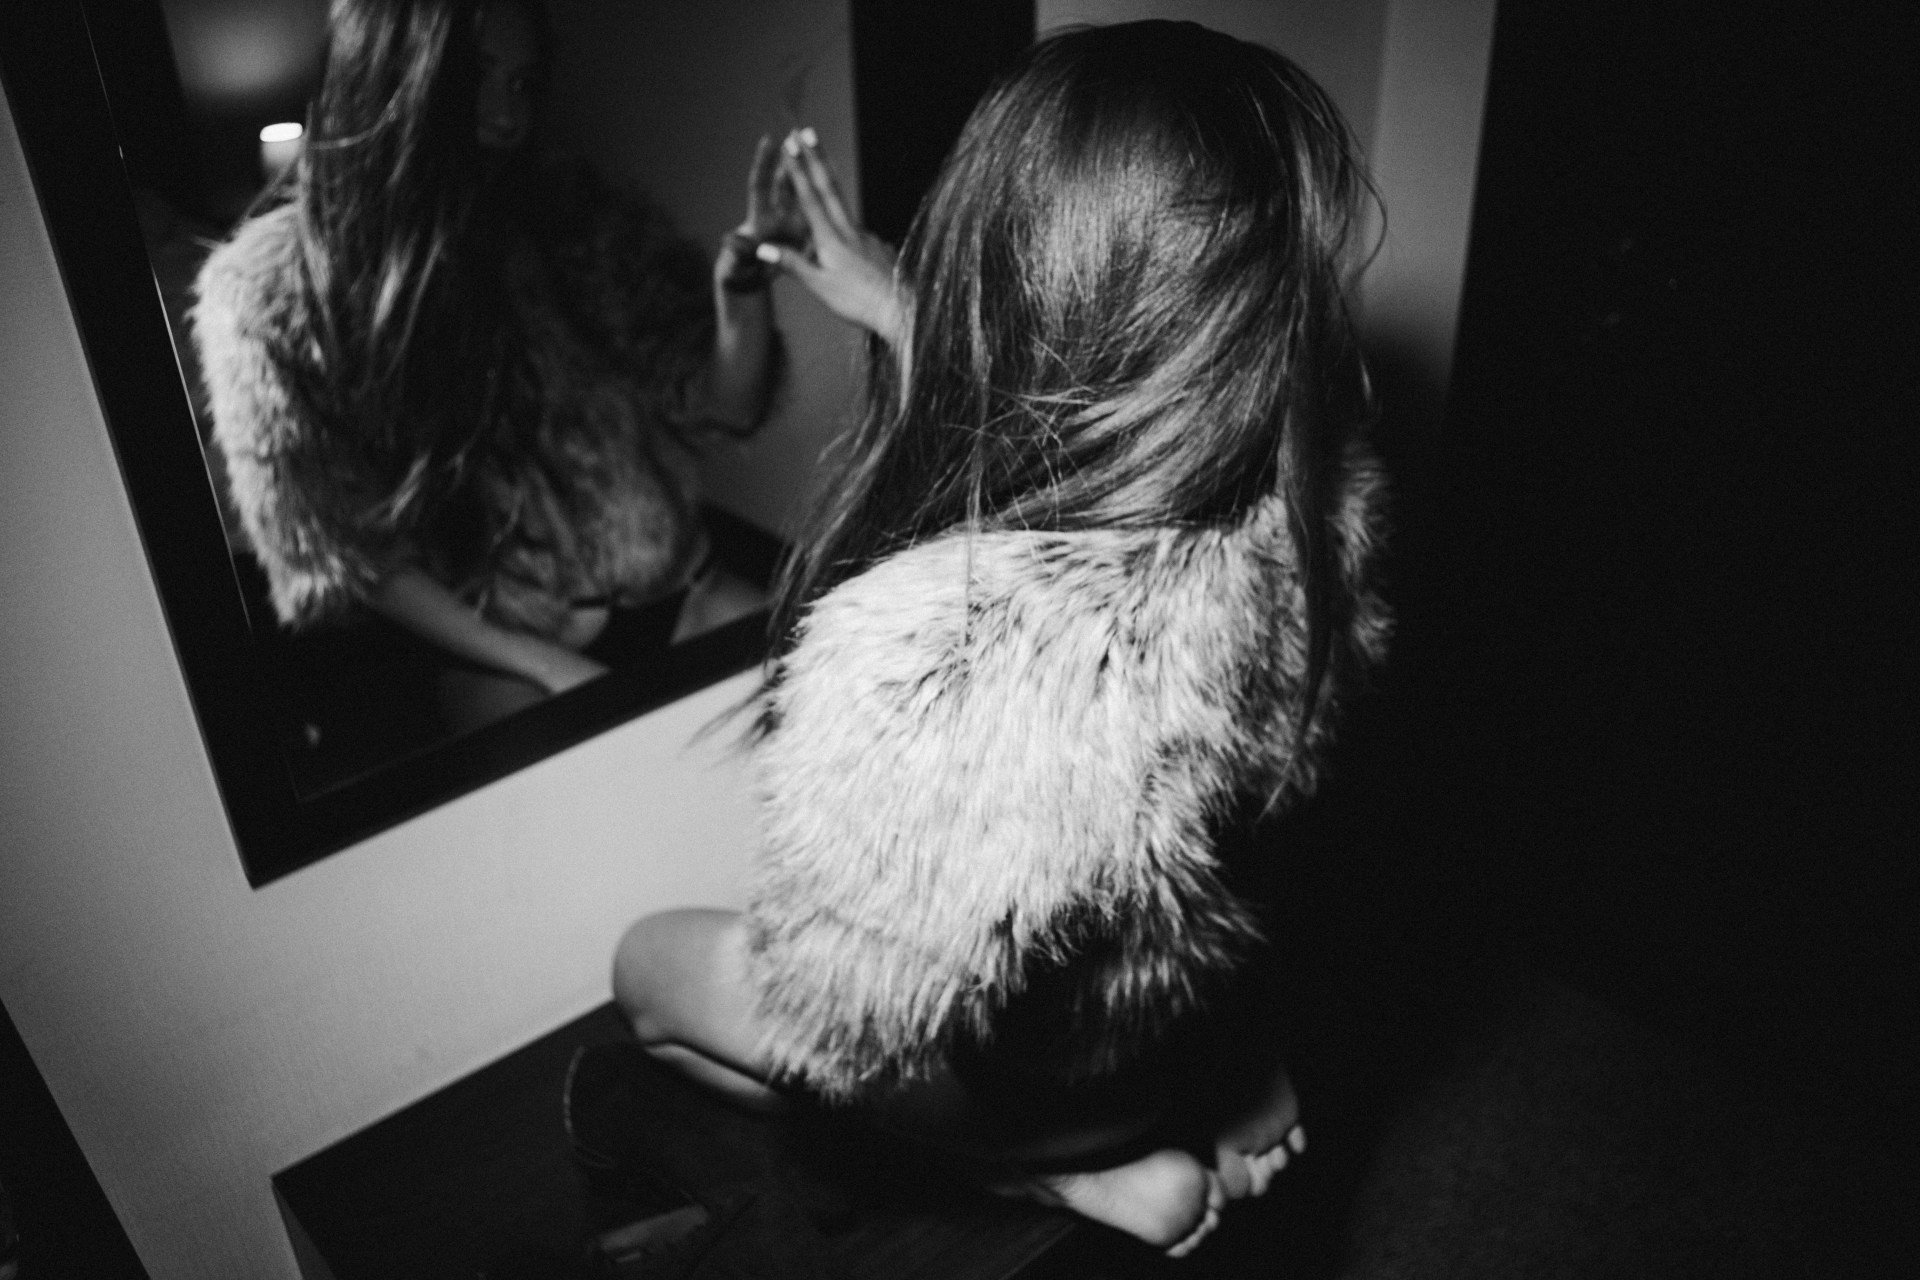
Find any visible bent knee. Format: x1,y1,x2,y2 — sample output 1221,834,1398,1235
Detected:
610,908,751,1042
609,911,684,1033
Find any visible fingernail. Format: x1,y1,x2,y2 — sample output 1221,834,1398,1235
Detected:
754,242,781,264
782,133,802,156
799,126,818,148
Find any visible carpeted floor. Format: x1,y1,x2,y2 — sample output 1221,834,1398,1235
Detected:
1336,969,1900,1279
1151,954,1909,1280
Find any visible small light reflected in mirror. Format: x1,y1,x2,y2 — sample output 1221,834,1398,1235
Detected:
258,121,303,178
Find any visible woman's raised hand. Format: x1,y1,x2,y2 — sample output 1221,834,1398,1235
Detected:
759,127,907,347
715,135,803,301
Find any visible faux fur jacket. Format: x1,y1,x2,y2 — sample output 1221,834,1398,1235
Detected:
745,447,1390,1104
191,166,722,638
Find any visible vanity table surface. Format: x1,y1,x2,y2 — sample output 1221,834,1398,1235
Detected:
272,1004,1107,1280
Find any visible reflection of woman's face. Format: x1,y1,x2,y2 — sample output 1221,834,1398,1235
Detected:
475,1,540,153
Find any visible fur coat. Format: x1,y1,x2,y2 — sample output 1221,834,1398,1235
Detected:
191,166,719,638
745,447,1390,1104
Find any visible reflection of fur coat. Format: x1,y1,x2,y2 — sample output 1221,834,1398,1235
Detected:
746,449,1390,1103
190,167,719,638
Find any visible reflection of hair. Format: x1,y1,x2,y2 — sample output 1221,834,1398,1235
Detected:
269,0,551,535
774,21,1377,733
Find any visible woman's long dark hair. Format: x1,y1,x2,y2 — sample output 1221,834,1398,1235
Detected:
771,21,1377,738
270,0,549,538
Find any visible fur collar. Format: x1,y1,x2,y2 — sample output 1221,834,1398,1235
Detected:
745,451,1388,1101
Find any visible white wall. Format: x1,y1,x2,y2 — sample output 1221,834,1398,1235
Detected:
1040,0,1390,149
1040,0,1496,404
0,83,760,1280
1359,0,1498,396
541,0,865,539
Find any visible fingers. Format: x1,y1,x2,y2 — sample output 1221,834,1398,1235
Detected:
738,135,805,248
779,151,838,250
1213,1148,1253,1200
746,135,778,221
784,127,856,239
752,240,822,291
751,169,904,344
1164,1172,1223,1259
780,127,856,245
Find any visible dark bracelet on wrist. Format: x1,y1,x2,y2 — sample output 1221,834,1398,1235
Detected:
721,230,770,293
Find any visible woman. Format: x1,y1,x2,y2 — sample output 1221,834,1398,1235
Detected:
616,21,1389,1255
194,0,797,732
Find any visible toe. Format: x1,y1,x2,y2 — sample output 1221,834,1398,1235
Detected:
1231,1141,1295,1199
1214,1147,1253,1199
1287,1124,1307,1155
1166,1190,1221,1259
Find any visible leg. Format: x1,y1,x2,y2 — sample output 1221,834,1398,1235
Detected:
611,908,786,1112
611,908,1221,1253
1025,1050,1306,1253
670,566,768,644
1013,1152,1224,1258
875,1079,1223,1256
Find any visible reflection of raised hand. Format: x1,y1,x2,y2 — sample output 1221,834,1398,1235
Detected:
737,134,807,252
707,137,789,432
716,136,802,295
759,127,907,347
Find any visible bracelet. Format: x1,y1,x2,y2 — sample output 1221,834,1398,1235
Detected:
721,230,770,293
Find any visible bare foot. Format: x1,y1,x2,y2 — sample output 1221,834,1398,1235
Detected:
1212,1058,1304,1200
1000,1147,1224,1256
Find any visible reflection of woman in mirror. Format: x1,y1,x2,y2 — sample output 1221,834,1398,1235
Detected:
607,22,1388,1257
193,0,797,733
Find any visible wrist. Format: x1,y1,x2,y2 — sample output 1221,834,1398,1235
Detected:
869,286,908,348
719,229,771,294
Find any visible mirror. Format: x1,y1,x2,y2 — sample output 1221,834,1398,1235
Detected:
0,0,1029,885
118,0,857,799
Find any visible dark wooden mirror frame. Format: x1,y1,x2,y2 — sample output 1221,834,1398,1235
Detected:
0,0,1032,886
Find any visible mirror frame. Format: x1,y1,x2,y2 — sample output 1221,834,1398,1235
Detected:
1,0,1030,886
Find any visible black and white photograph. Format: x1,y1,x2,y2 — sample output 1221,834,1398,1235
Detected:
2,1,1910,1276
